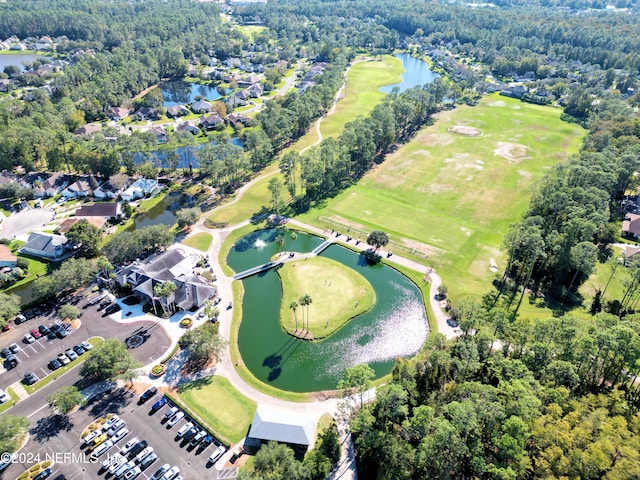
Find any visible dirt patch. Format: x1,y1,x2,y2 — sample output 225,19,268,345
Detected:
517,169,532,179
494,142,529,163
487,100,506,107
399,238,442,257
416,131,455,147
180,355,218,375
448,125,481,136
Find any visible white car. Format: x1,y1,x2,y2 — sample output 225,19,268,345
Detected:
83,429,104,445
0,389,10,403
110,427,129,443
91,440,114,459
108,454,127,475
167,411,184,427
23,333,35,344
134,446,154,464
176,422,193,438
150,464,170,480
119,437,139,457
80,340,93,351
103,414,121,430
163,406,178,420
160,466,180,480
208,445,226,464
103,452,124,470
123,466,141,480
107,419,126,437
115,461,135,479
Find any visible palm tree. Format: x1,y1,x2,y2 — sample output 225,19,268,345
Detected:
275,231,285,253
299,294,312,334
290,301,299,335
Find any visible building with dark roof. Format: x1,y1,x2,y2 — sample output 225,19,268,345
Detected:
20,232,73,260
75,202,121,220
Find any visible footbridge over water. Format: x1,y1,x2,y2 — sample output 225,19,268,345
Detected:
233,261,279,280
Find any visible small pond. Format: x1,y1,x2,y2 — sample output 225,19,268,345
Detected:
160,80,229,107
0,53,48,72
227,229,429,392
380,53,439,94
128,192,195,231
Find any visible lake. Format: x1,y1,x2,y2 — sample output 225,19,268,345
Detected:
380,53,439,93
227,229,429,392
160,80,228,107
0,53,48,72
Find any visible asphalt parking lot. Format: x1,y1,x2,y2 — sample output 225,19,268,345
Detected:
0,292,171,391
0,387,231,480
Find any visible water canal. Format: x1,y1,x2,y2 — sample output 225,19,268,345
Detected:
227,229,428,392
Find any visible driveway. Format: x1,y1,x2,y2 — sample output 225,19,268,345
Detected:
0,208,54,239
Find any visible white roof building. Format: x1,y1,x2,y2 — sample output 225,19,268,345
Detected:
248,408,315,447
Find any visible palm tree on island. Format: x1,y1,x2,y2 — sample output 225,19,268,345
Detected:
299,294,312,338
290,301,299,336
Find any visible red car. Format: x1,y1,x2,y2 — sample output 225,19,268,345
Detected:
1,324,10,332
30,329,42,339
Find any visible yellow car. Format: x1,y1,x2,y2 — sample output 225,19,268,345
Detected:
92,434,108,449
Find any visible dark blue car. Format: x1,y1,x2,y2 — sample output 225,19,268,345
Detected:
151,397,167,412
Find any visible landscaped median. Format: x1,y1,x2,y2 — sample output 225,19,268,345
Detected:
23,337,104,395
0,387,19,414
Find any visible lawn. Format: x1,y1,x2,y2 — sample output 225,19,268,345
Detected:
181,232,213,251
277,256,375,339
319,55,404,139
0,387,19,414
299,93,585,310
237,25,268,41
177,376,257,444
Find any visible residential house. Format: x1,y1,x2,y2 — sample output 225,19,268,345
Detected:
115,249,217,311
166,105,190,118
134,107,159,121
105,106,131,121
247,83,263,98
238,75,262,87
0,79,12,92
62,176,99,198
622,213,640,238
0,245,17,268
58,217,106,234
35,172,69,198
500,85,527,99
120,178,158,202
9,43,27,51
199,114,224,131
191,99,213,114
74,124,102,136
175,121,200,135
20,232,72,260
0,170,16,188
515,71,537,82
227,113,252,129
94,173,129,200
622,244,640,265
75,202,121,222
149,126,167,144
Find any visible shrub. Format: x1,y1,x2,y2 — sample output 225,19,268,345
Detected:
29,465,40,473
42,461,51,468
151,364,166,376
180,317,193,328
18,472,29,480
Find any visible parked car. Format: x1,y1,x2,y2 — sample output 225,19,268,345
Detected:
127,440,148,460
39,325,51,336
163,406,178,420
107,419,126,437
1,324,10,332
91,434,108,449
114,461,136,479
189,429,207,447
65,348,78,361
0,388,10,403
104,303,121,315
182,427,198,442
51,475,65,480
160,466,180,480
23,372,38,385
30,329,42,339
151,397,167,412
98,300,112,310
139,452,157,471
50,324,67,339
5,353,18,368
72,345,85,356
33,468,52,480
167,411,184,427
91,440,114,459
0,348,10,357
110,427,129,443
83,429,104,446
123,466,141,480
103,414,121,430
176,422,194,438
150,464,170,480
139,386,157,404
107,454,127,475
15,314,26,324
57,353,70,365
119,437,139,457
23,333,35,344
48,358,62,370
134,446,154,464
199,435,213,450
103,452,124,471
80,340,93,350
9,343,20,353
208,445,226,464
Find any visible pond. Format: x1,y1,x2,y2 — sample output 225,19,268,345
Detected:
160,80,229,107
128,192,195,231
380,53,439,94
227,229,429,392
5,280,36,306
0,53,48,72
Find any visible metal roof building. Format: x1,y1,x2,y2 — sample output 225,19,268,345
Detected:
248,408,315,447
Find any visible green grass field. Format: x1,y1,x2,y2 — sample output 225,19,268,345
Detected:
277,256,375,339
177,376,257,443
237,25,268,41
299,93,585,308
320,55,403,139
181,232,213,251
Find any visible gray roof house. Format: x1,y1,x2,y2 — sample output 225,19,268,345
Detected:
62,176,99,198
166,105,190,118
191,100,214,114
116,249,216,311
248,408,315,447
20,233,72,260
121,178,158,202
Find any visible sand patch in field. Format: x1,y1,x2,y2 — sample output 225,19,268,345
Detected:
416,131,455,147
494,142,529,163
487,100,506,107
448,125,482,136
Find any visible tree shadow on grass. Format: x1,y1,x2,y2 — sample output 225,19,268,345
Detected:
176,376,213,394
31,414,74,443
